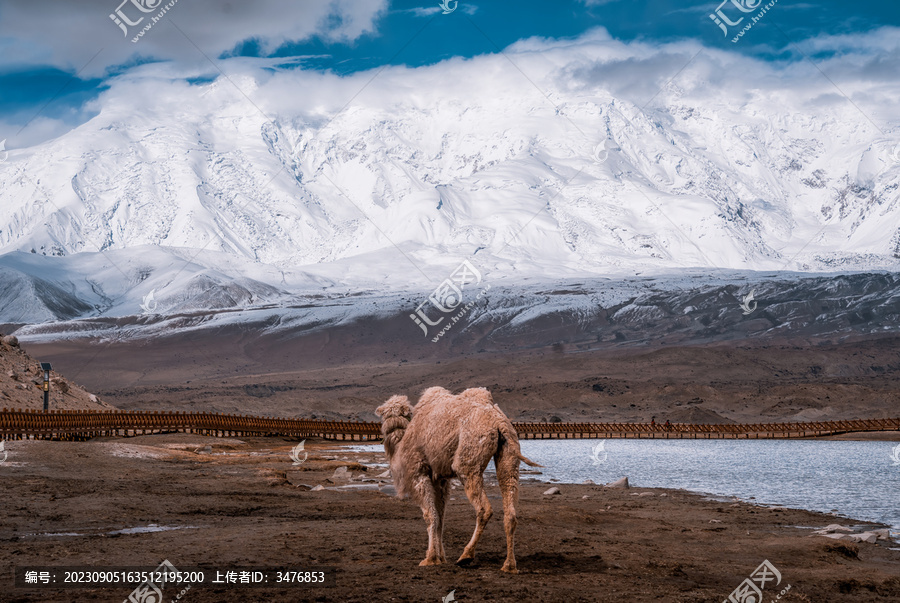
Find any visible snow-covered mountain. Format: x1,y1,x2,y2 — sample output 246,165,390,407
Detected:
2,42,900,329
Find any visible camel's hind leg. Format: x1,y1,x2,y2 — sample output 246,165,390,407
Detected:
433,478,450,563
414,476,445,566
456,473,493,566
495,449,521,573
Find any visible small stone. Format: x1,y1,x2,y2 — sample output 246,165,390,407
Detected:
311,485,325,491
2,335,19,347
582,495,590,500
869,529,891,540
817,524,854,534
605,477,629,489
284,471,312,488
659,493,668,497
331,466,350,480
709,519,723,524
581,479,596,485
376,470,391,478
543,487,561,496
89,394,99,403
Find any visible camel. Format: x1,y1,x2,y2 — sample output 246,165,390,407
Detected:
375,386,541,573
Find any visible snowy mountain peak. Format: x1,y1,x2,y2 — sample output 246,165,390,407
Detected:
2,49,900,310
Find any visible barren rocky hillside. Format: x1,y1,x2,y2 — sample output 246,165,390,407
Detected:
0,333,114,411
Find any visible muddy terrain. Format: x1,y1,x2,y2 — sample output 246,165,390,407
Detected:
1,435,898,602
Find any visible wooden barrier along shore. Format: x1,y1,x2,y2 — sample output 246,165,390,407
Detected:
1,409,898,441
514,417,900,439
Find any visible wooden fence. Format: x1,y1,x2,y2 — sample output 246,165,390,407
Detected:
1,409,898,441
0,409,380,441
513,417,900,439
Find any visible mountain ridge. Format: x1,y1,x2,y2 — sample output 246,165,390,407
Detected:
2,46,900,332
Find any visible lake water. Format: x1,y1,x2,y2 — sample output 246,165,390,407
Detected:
350,439,900,530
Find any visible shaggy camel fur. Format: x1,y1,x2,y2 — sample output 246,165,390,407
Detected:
376,386,541,573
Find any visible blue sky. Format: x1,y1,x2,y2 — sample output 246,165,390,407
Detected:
268,1,900,72
1,0,899,146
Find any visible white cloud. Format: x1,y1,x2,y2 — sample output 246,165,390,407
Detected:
402,7,441,17
8,23,900,150
399,3,477,17
39,24,890,131
0,116,82,150
133,25,895,149
0,0,388,77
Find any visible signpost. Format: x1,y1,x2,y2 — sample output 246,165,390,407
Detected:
40,362,51,412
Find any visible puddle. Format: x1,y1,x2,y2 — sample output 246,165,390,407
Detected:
24,524,199,538
319,483,396,494
108,525,194,535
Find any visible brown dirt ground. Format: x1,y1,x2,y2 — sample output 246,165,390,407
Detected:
21,335,900,425
1,435,897,602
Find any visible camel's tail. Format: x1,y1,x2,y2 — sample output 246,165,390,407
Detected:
497,422,544,468
517,453,543,468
